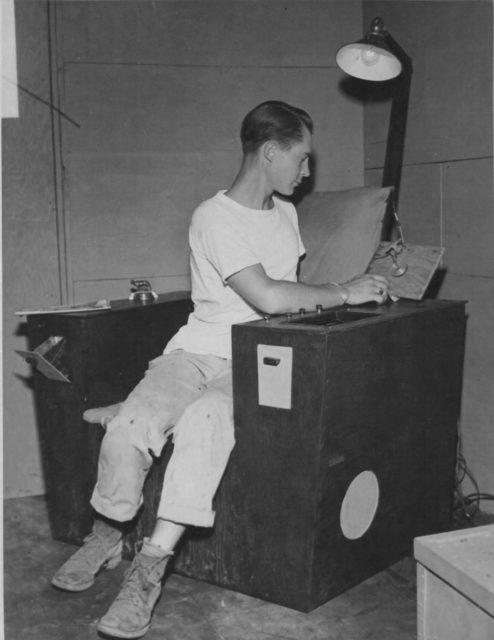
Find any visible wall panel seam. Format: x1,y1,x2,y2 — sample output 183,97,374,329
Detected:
365,156,493,170
63,61,338,70
48,0,71,304
74,275,190,283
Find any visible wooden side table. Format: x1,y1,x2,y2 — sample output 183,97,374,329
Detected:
415,525,494,639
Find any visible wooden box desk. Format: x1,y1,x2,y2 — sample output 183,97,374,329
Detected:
26,295,466,611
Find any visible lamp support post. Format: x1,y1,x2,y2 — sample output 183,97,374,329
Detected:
380,36,413,239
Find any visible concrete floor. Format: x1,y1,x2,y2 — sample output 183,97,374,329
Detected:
4,495,419,640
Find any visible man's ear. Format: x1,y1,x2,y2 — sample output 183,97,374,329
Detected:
262,141,278,162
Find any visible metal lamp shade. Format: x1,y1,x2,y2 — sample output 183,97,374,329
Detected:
336,41,402,81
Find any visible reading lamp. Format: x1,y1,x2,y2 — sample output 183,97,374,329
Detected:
336,17,413,239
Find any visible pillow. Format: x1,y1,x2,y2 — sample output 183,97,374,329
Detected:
297,186,392,285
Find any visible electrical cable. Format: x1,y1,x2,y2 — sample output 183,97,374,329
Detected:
453,419,494,525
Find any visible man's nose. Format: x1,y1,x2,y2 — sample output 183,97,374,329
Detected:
300,160,310,178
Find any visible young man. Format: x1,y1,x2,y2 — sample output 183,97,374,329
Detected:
52,101,388,638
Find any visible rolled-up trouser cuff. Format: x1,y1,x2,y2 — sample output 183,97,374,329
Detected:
90,491,144,523
158,501,215,528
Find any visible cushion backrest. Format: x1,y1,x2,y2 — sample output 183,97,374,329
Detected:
297,186,392,285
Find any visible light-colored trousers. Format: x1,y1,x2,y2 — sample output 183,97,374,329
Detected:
90,350,234,528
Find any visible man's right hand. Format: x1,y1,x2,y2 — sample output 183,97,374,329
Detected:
341,274,389,305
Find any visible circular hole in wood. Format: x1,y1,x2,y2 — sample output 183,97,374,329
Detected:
340,470,379,540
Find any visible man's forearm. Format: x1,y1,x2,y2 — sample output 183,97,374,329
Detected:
227,263,387,315
256,279,346,315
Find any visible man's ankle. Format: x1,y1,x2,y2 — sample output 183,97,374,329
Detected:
141,537,174,558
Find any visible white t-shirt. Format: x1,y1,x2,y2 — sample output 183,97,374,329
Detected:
165,190,305,359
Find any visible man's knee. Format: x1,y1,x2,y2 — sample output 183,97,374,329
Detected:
171,389,234,456
101,416,151,462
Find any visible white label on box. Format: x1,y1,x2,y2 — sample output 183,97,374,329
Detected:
257,344,293,410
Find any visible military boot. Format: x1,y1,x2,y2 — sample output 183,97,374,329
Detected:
97,538,172,639
51,517,123,592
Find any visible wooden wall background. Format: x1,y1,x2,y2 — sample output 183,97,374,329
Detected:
3,1,61,497
4,0,493,512
58,0,365,303
4,0,365,497
363,0,494,511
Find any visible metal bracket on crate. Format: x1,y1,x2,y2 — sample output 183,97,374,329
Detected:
16,336,70,383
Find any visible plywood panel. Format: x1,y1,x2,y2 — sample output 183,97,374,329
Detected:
58,0,362,68
57,1,365,304
66,152,233,282
64,63,363,287
442,158,494,277
363,2,494,512
395,164,442,246
366,162,442,245
439,273,494,510
2,0,61,497
63,63,361,171
364,1,493,167
4,0,366,499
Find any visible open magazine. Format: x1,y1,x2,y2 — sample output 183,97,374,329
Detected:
15,299,110,316
367,241,444,300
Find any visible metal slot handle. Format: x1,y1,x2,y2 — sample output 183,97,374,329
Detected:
263,357,280,366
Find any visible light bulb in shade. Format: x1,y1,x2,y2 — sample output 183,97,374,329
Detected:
361,46,380,67
336,42,402,81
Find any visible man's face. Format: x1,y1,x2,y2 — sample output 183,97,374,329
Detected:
268,127,312,196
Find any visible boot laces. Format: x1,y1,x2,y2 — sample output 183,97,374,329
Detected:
114,555,165,608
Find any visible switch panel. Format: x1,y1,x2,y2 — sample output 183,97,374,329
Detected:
257,344,293,409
